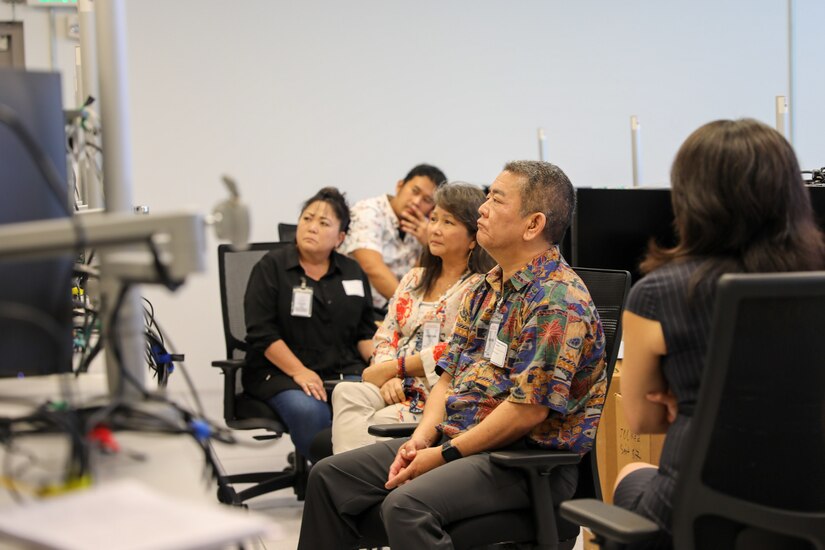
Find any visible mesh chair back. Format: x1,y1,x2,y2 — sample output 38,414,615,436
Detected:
217,243,288,360
278,223,297,243
674,272,825,549
570,267,631,506
573,267,631,390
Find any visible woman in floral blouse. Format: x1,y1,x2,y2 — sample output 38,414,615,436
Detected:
331,183,494,454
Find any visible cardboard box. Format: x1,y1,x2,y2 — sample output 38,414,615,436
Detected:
614,392,665,474
595,364,666,504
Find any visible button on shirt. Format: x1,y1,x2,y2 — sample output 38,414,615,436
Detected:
242,245,376,401
435,247,607,453
338,194,423,309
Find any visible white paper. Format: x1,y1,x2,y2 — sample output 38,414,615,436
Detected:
0,479,276,550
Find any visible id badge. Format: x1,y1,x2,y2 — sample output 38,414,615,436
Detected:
291,287,313,318
490,339,508,367
421,321,441,349
483,313,502,359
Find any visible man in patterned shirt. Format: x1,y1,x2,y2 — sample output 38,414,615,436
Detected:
299,160,606,550
339,164,447,311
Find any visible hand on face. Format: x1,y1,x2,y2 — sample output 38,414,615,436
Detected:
399,202,429,246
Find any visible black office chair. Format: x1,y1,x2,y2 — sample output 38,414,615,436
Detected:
211,242,309,505
561,272,825,549
277,222,297,242
359,267,631,550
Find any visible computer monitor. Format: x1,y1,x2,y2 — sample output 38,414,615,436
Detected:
570,188,676,284
0,69,73,377
805,185,825,230
571,186,825,285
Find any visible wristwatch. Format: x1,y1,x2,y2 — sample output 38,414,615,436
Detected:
441,440,463,463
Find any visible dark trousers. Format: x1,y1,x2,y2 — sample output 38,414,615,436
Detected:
298,438,578,550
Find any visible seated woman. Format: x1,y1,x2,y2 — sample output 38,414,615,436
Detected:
243,187,376,460
613,119,825,548
331,182,494,454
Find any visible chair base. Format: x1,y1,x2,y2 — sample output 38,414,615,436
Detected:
216,452,309,505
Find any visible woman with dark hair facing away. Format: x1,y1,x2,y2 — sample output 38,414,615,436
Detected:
613,118,825,548
331,182,495,454
243,187,376,459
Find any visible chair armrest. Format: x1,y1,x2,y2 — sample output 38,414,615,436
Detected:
489,449,582,470
323,379,343,392
211,359,245,372
560,498,660,544
486,449,583,547
367,423,418,437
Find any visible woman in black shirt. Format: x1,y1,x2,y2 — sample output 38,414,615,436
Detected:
243,187,376,459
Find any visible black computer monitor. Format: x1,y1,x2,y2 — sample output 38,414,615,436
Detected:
570,188,676,284
805,185,825,230
571,186,825,285
0,69,73,378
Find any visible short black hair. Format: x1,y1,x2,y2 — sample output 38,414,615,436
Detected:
301,186,351,233
402,164,448,189
503,160,575,245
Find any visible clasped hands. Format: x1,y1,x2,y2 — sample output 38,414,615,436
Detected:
385,434,444,489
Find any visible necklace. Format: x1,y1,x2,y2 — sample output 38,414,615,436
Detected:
425,270,467,302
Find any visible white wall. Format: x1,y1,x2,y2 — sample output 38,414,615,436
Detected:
7,1,824,409
791,0,825,171
0,3,80,106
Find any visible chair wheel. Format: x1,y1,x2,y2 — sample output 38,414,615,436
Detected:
287,451,295,467
217,485,237,505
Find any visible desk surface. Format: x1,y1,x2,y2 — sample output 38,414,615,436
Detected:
0,373,279,549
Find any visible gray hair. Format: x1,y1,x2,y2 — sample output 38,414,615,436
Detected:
503,160,575,244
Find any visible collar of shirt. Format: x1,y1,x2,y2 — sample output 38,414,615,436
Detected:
283,243,343,277
484,245,562,296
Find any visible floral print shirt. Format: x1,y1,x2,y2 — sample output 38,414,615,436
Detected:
339,194,424,309
436,247,606,453
373,267,483,412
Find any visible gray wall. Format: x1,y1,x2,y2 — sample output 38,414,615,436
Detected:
5,1,824,400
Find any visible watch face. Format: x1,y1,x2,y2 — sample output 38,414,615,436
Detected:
441,441,462,462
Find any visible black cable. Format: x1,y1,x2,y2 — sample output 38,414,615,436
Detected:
145,238,183,291
0,103,87,253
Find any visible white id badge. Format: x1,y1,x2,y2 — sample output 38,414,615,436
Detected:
421,321,441,349
483,314,502,359
490,339,508,367
342,279,365,297
290,287,313,318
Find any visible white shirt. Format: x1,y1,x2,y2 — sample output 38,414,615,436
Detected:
338,194,422,309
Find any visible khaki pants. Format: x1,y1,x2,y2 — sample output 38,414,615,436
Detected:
330,380,421,454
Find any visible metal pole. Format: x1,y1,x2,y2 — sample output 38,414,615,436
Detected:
95,0,146,399
775,96,789,139
786,0,795,145
537,128,548,162
77,0,103,208
630,115,642,187
77,0,100,104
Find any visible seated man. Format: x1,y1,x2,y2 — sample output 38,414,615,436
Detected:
298,161,607,550
338,164,447,313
